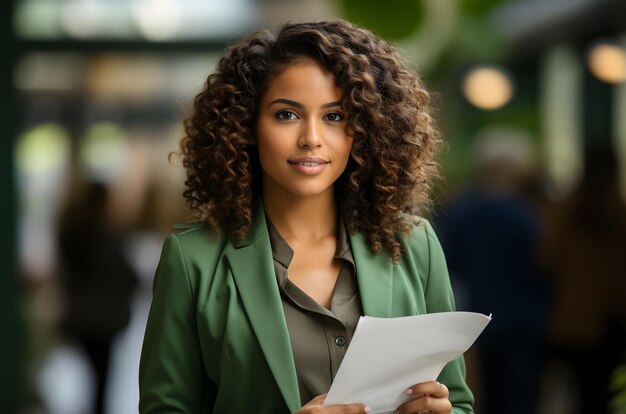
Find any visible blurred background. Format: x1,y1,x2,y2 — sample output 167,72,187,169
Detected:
2,0,626,413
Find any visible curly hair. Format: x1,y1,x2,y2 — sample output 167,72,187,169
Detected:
180,19,441,262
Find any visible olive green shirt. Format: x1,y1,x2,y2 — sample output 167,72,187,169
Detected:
266,216,363,405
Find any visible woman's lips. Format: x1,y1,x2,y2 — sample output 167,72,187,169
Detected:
287,157,329,174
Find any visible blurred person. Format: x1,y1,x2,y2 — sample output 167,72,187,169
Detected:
435,129,551,414
125,183,171,289
57,180,139,414
139,20,477,414
541,145,626,414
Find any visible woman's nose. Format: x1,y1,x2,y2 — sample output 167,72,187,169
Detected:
298,118,322,148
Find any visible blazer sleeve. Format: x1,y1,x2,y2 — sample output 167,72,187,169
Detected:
139,234,214,413
412,219,475,414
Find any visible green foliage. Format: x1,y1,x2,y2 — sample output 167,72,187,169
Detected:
339,0,424,40
460,0,504,16
611,364,626,414
454,17,506,61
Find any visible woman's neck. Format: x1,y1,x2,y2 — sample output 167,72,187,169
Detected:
262,187,337,243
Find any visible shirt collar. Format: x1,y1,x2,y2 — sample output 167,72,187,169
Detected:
266,213,354,271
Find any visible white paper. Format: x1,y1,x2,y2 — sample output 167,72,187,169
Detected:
324,311,491,413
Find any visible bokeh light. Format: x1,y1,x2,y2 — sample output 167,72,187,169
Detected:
588,42,626,84
59,0,105,39
79,122,129,183
13,0,63,39
15,123,71,175
462,66,514,110
131,0,182,41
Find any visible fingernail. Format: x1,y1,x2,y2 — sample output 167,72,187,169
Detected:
364,406,372,413
403,388,413,395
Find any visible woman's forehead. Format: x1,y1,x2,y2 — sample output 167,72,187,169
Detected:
261,59,342,105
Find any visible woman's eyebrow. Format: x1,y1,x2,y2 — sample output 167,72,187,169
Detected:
268,98,303,108
321,101,341,109
268,98,341,109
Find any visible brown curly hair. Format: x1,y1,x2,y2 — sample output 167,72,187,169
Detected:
180,19,441,262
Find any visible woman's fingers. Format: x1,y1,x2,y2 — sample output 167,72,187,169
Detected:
396,393,452,414
305,393,328,405
395,381,452,414
404,381,449,398
298,403,370,413
297,393,371,413
328,404,372,413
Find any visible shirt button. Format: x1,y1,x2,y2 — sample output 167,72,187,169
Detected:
335,336,346,346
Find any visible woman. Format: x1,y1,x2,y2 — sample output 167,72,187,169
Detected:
139,20,474,414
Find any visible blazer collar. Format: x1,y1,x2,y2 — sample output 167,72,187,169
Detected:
247,203,394,317
225,202,301,412
225,201,395,410
348,231,394,317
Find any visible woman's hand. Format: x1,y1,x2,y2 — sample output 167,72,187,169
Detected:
394,381,452,414
295,393,371,414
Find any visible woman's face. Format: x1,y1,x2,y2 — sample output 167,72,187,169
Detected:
256,58,353,200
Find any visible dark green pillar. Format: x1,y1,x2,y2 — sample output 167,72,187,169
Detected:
1,1,22,413
583,61,613,150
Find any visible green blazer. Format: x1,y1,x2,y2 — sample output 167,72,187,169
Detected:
139,203,475,413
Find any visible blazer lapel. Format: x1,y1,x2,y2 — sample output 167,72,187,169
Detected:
349,231,394,317
225,202,300,413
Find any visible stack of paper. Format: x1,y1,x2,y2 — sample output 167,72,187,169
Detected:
324,311,492,413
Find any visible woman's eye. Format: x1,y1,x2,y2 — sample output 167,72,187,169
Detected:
275,110,299,121
323,112,344,122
